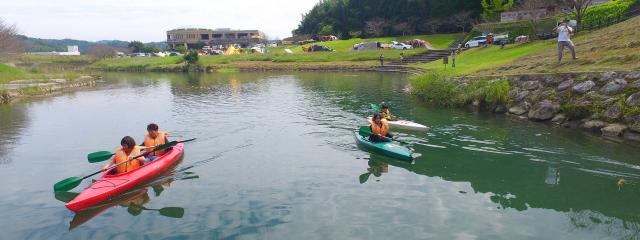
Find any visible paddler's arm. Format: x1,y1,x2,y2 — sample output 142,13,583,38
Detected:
102,158,114,170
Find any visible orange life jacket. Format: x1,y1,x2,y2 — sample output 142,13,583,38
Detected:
112,146,144,173
368,119,389,136
143,131,169,156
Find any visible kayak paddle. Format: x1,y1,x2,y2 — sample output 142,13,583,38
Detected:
55,191,80,203
127,205,185,218
359,172,371,184
371,103,381,113
54,139,195,192
87,138,196,163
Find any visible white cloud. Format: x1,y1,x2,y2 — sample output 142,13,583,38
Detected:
0,0,319,41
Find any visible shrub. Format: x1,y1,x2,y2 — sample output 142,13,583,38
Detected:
561,103,593,120
484,78,510,105
411,73,461,107
184,51,199,65
581,0,638,27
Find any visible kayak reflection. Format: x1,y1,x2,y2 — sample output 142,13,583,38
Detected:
359,154,412,184
67,178,184,230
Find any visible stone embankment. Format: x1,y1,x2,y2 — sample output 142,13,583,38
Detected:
461,71,640,144
0,76,97,104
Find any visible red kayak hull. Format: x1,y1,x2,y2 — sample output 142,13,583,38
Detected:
66,143,184,212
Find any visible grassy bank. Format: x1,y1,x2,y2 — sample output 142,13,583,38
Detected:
0,64,29,84
92,34,461,71
415,15,640,78
412,73,510,107
476,14,640,75
417,42,552,76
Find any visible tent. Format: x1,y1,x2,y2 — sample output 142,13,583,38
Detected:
224,45,241,55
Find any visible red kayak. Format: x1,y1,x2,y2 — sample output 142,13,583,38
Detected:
66,143,184,212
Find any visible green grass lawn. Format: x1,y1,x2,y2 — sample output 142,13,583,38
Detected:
0,64,29,84
417,41,553,76
279,33,462,53
93,56,184,69
91,33,462,70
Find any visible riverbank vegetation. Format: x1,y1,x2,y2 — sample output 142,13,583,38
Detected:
412,15,640,108
412,73,510,108
0,64,28,84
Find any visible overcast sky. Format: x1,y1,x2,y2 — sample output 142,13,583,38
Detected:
1,0,319,42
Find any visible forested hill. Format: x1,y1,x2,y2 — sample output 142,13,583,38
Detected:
17,36,166,53
294,0,483,39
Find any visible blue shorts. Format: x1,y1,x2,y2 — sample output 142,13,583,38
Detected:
145,156,158,163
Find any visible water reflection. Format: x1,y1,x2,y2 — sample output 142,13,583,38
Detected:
0,104,30,165
2,71,640,238
61,178,186,230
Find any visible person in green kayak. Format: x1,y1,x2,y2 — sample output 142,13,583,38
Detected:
368,113,395,142
379,103,398,121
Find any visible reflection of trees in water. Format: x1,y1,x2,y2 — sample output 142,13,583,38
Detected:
364,147,640,231
568,210,640,239
0,105,29,165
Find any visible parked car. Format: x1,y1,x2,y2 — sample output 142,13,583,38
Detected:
493,32,509,45
310,45,334,52
465,36,487,48
168,52,182,56
390,41,413,50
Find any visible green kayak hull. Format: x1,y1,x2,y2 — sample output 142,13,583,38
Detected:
354,131,413,161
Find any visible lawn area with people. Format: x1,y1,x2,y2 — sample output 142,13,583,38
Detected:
417,15,640,77
91,34,461,71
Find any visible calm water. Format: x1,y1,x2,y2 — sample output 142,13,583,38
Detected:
1,72,640,239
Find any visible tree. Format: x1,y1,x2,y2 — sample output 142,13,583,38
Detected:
0,19,24,61
365,17,387,37
451,11,473,33
426,19,443,34
393,22,412,36
128,41,145,53
319,24,334,35
87,44,116,59
566,0,594,31
348,30,363,38
193,41,206,49
142,45,161,53
183,50,199,64
481,0,515,21
174,45,187,54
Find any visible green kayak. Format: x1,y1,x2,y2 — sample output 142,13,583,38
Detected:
354,126,413,161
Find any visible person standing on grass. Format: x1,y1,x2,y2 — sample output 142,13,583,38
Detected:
399,53,404,64
554,19,577,62
379,54,384,66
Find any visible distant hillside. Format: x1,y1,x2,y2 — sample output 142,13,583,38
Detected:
18,36,166,53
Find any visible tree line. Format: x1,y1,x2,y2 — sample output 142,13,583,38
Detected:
294,0,483,39
294,0,613,38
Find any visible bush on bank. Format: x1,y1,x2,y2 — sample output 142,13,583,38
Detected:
411,73,510,108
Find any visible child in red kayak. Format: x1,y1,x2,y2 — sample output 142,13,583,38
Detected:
103,136,146,174
142,123,170,162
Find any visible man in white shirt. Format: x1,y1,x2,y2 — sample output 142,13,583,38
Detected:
554,19,577,62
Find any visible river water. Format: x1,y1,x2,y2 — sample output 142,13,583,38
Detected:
1,72,639,239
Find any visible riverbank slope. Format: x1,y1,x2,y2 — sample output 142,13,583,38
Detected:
411,15,640,145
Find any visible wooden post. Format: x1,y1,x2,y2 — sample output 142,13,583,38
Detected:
442,56,448,70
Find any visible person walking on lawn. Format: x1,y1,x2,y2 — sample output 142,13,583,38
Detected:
554,19,577,62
